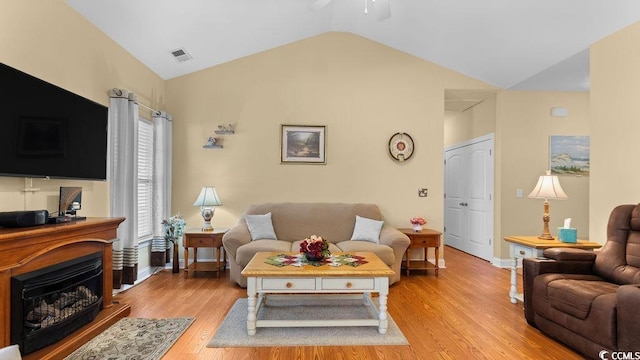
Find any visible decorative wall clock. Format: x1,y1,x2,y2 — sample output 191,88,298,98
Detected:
388,132,414,162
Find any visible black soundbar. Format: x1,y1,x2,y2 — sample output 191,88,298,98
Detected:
47,215,87,224
0,210,49,228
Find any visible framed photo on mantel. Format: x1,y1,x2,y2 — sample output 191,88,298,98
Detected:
280,125,326,164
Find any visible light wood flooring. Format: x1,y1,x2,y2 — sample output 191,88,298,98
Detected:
113,246,582,360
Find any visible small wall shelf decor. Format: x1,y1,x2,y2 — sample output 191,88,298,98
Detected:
215,124,235,134
203,137,223,149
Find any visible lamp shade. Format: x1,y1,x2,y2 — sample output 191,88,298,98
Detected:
528,170,568,200
193,186,222,207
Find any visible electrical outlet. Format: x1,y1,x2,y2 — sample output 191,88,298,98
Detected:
418,188,428,197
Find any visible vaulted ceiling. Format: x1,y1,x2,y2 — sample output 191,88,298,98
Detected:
67,0,640,91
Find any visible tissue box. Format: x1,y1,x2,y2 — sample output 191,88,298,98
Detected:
557,228,577,243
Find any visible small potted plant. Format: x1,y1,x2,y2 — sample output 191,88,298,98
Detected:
162,214,186,273
299,235,330,262
410,217,427,232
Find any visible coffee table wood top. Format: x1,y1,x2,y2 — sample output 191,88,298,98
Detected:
241,252,394,277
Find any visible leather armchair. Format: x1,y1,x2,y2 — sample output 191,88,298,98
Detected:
523,204,640,359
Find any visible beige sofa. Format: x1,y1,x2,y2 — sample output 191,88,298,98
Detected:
222,202,410,287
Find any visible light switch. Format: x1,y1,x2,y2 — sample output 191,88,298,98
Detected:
516,188,523,198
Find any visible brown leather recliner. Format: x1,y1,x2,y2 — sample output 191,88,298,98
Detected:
523,204,640,359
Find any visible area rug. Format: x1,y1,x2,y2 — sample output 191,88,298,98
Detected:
64,317,194,360
207,297,408,347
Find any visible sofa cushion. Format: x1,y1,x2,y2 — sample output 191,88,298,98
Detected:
336,241,395,266
0,345,21,360
243,202,383,242
533,273,619,349
350,215,384,243
547,278,619,320
236,240,292,266
245,212,277,240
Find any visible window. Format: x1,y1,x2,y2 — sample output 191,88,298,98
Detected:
137,118,154,241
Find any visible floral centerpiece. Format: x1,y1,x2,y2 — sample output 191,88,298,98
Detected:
410,217,427,232
299,235,330,262
162,213,186,243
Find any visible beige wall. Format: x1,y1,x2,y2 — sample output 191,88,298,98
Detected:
444,94,497,148
3,1,616,270
167,33,493,260
590,21,640,242
496,90,590,258
0,1,165,269
0,1,165,217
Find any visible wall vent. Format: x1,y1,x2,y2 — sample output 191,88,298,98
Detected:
170,47,192,62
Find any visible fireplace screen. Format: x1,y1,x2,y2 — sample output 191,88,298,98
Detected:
11,252,103,355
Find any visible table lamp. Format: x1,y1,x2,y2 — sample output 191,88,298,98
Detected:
193,186,222,231
528,170,568,240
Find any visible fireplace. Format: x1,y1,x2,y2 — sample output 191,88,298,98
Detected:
11,252,103,355
0,217,129,360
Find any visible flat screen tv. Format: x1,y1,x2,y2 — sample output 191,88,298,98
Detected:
0,62,108,180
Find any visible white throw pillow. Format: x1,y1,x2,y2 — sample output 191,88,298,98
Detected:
245,212,277,240
0,345,21,360
350,215,384,243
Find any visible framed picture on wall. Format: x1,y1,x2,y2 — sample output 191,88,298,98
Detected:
280,125,326,164
549,135,590,176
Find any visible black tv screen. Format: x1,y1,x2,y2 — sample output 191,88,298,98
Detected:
0,63,108,180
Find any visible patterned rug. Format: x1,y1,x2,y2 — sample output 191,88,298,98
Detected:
64,317,194,360
207,297,408,347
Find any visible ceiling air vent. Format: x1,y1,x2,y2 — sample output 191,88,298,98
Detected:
170,47,192,62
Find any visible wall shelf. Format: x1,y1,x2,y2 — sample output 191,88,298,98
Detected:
214,130,234,135
203,144,223,149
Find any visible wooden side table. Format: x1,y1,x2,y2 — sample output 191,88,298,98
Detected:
400,228,442,276
183,228,228,278
503,235,602,304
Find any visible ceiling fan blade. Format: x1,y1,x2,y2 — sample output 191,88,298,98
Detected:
374,0,391,21
310,0,333,11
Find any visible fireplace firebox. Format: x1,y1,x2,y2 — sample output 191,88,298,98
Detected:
11,252,103,355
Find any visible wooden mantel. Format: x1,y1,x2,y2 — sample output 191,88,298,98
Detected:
0,217,130,360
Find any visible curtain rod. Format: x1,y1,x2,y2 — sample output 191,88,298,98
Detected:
138,102,160,114
111,88,161,114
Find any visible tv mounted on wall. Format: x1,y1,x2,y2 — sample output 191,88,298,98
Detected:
0,63,108,180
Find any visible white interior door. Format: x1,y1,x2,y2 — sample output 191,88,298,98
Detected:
444,134,494,261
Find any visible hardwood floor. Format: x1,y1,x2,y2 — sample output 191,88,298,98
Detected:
113,246,582,360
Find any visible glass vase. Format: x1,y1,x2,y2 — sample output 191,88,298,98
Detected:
305,253,324,262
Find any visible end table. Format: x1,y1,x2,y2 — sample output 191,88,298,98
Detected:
400,228,442,276
504,235,601,303
183,228,229,278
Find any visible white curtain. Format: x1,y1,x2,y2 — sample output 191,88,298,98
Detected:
108,88,139,288
151,111,173,266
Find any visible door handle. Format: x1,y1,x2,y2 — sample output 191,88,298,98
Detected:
459,202,468,207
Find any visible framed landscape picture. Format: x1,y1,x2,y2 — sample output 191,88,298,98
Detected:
549,135,590,176
281,125,326,164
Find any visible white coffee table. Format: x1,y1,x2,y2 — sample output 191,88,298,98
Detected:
241,252,395,335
